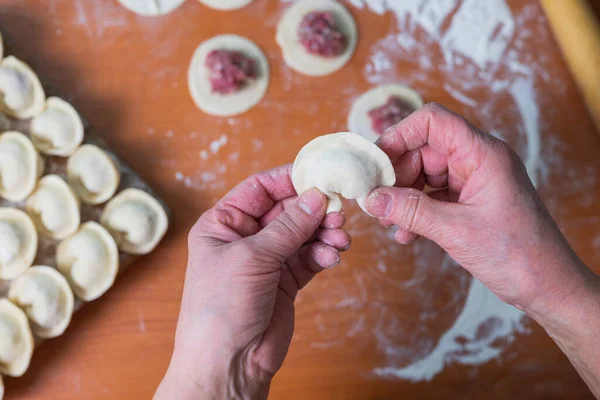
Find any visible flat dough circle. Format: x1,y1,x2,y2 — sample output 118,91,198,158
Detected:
198,0,253,10
56,222,119,302
117,0,186,16
0,56,45,119
26,175,81,240
67,144,121,205
188,34,270,117
0,298,34,377
292,132,396,213
0,208,38,281
0,131,44,202
276,0,357,77
8,266,74,339
30,97,84,157
348,84,424,142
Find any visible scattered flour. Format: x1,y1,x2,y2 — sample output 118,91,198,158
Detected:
209,134,228,154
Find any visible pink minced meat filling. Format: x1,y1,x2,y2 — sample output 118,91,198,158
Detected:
368,96,416,135
205,49,257,95
298,11,346,57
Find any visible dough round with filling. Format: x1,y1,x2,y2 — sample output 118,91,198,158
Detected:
292,132,396,213
8,266,74,339
348,84,423,142
26,175,80,240
117,0,186,16
0,208,38,281
30,97,84,156
0,131,44,202
0,299,34,377
0,56,45,119
56,222,119,302
198,0,253,10
276,0,357,77
67,145,120,205
100,189,168,255
188,34,269,117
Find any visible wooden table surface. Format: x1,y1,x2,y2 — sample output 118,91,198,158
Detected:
1,0,600,398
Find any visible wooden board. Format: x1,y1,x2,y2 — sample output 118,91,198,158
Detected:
1,0,600,399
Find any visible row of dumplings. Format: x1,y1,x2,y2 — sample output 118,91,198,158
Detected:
0,33,169,392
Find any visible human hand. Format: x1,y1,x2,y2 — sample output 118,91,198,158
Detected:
155,165,350,400
365,103,600,396
365,103,597,315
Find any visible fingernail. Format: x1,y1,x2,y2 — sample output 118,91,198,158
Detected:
299,188,324,215
367,191,392,218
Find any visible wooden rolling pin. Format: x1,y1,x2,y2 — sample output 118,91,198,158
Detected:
540,0,600,133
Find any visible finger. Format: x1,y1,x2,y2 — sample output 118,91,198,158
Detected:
259,197,295,228
315,228,351,251
365,186,465,248
426,173,448,189
392,149,422,187
420,144,448,177
322,211,346,229
219,164,297,220
251,188,327,261
286,242,340,292
189,205,260,245
412,170,426,191
260,199,346,230
394,228,419,244
377,103,496,194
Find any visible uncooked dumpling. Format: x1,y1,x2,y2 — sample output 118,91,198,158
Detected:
26,175,80,240
0,131,44,202
0,56,45,119
8,266,74,339
100,189,168,255
292,132,395,213
67,145,120,205
117,0,186,16
198,0,253,10
348,84,423,142
276,0,357,77
0,299,34,377
30,97,84,156
0,208,37,281
188,34,269,116
56,222,119,301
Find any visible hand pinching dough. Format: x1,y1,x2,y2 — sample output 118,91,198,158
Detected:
30,97,84,157
0,299,34,377
101,189,168,255
8,266,74,339
26,175,80,240
117,0,186,16
188,35,269,116
0,208,37,281
0,131,44,202
276,0,357,77
348,84,423,142
0,56,45,119
56,222,119,302
292,132,395,213
198,0,253,10
67,145,120,205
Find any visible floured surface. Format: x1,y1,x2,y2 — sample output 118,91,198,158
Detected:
1,0,599,398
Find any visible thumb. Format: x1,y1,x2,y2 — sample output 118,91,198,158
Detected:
365,187,463,247
251,188,327,261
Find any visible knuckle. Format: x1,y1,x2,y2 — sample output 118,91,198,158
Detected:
269,212,306,243
395,189,425,232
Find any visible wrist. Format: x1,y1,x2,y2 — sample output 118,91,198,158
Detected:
156,310,272,400
524,260,600,338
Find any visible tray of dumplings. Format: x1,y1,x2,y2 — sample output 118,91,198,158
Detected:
0,31,170,396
